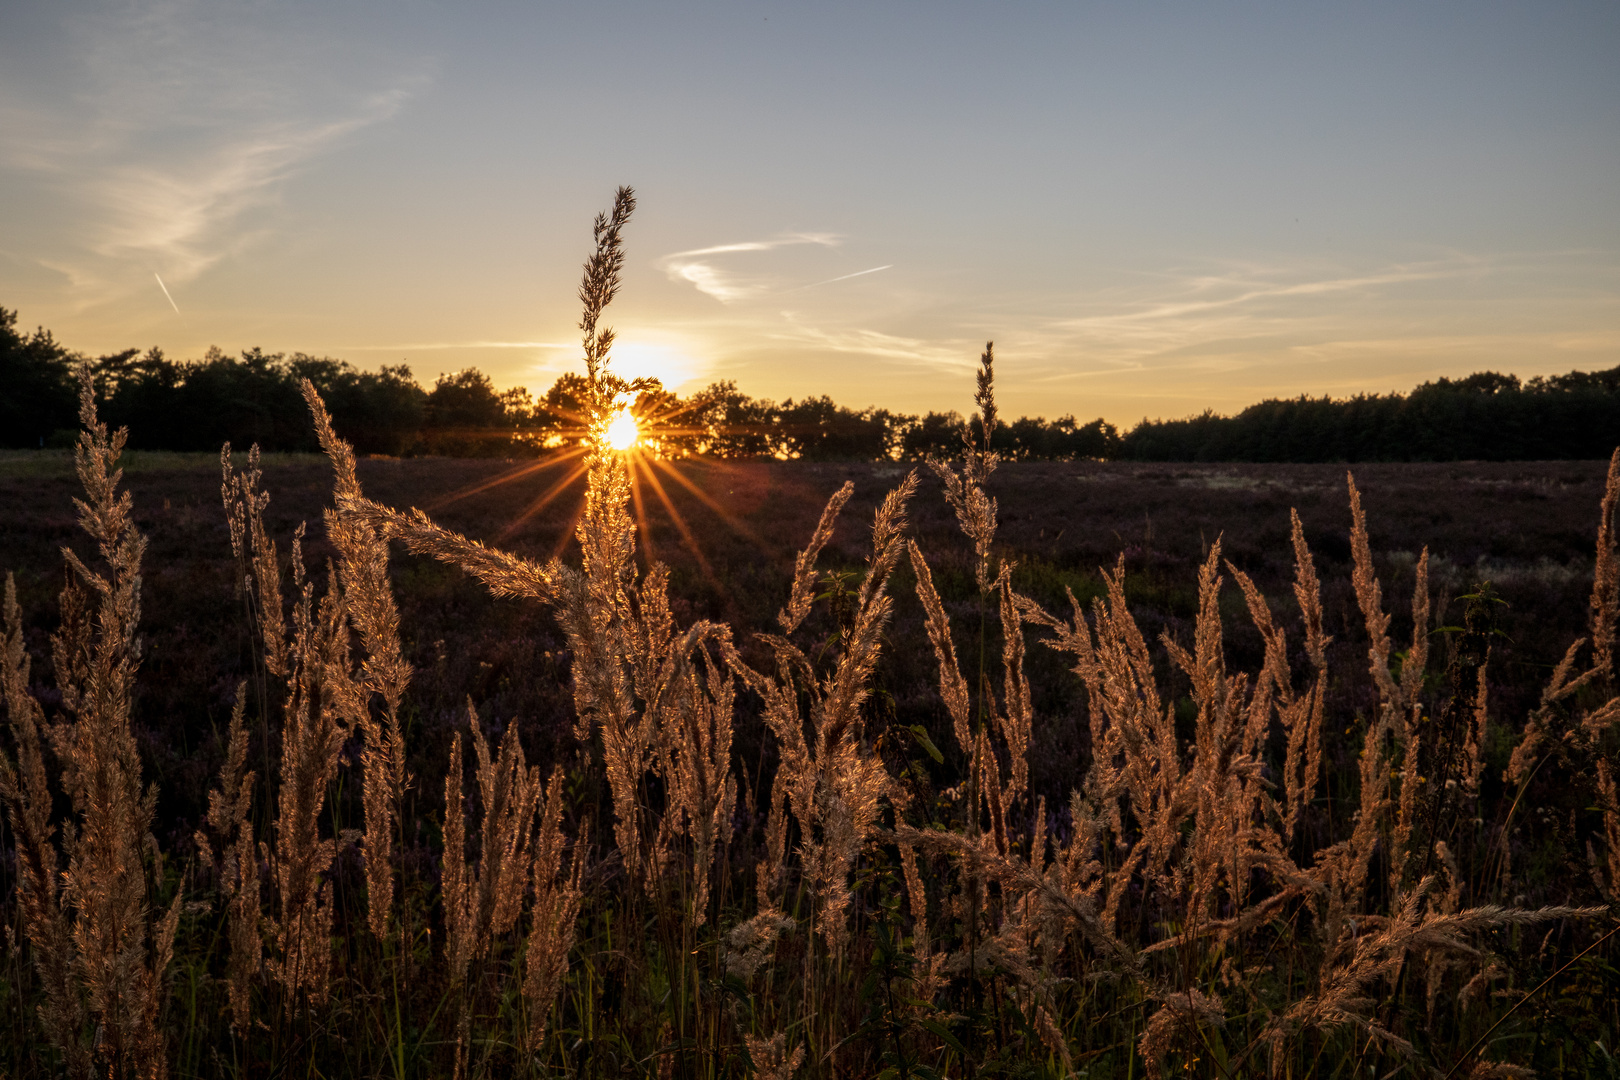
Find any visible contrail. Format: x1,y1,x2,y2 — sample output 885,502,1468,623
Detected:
154,273,180,315
791,264,894,291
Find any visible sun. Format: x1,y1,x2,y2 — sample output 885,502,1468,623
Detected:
604,406,640,451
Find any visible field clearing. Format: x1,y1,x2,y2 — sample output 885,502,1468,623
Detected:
3,434,1617,1078
0,453,1605,812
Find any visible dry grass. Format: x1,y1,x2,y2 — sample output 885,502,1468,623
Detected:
1,373,180,1080
2,195,1618,1080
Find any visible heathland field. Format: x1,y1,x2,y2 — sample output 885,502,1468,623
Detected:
0,451,1610,806
2,441,1616,1078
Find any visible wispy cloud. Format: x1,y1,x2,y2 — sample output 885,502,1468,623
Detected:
1019,256,1504,375
1047,263,1459,352
948,249,1620,420
0,2,427,305
769,314,976,370
641,248,1611,420
659,232,840,302
88,91,413,285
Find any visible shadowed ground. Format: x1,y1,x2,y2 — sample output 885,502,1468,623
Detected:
0,452,1606,860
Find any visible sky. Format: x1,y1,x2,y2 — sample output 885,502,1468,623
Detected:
2,1,1617,426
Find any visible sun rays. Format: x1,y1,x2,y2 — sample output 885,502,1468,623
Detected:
496,458,591,542
647,457,770,550
428,449,587,511
418,389,772,597
632,456,720,591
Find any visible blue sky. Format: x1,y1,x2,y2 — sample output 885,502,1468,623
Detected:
2,1,1616,424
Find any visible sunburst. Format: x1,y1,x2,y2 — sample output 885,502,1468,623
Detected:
604,406,640,451
425,377,776,589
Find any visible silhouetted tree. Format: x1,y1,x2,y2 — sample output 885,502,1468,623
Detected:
424,368,512,455
0,307,79,448
901,411,966,460
1119,366,1620,461
6,304,1616,462
776,396,898,460
684,381,781,458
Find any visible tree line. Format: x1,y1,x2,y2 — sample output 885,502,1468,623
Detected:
1124,369,1620,462
3,307,1616,461
0,308,1118,460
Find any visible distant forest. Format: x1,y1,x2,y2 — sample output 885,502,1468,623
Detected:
4,306,1617,461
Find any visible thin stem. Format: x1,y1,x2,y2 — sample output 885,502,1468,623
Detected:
1441,920,1620,1080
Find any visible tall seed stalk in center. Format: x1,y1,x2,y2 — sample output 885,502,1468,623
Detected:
330,186,750,1064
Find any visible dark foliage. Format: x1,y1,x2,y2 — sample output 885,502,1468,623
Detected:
6,305,1620,462
89,343,427,456
1122,368,1620,461
0,308,80,448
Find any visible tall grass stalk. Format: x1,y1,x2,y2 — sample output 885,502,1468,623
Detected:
1,372,180,1080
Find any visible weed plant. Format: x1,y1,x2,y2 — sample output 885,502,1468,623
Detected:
3,190,1618,1079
